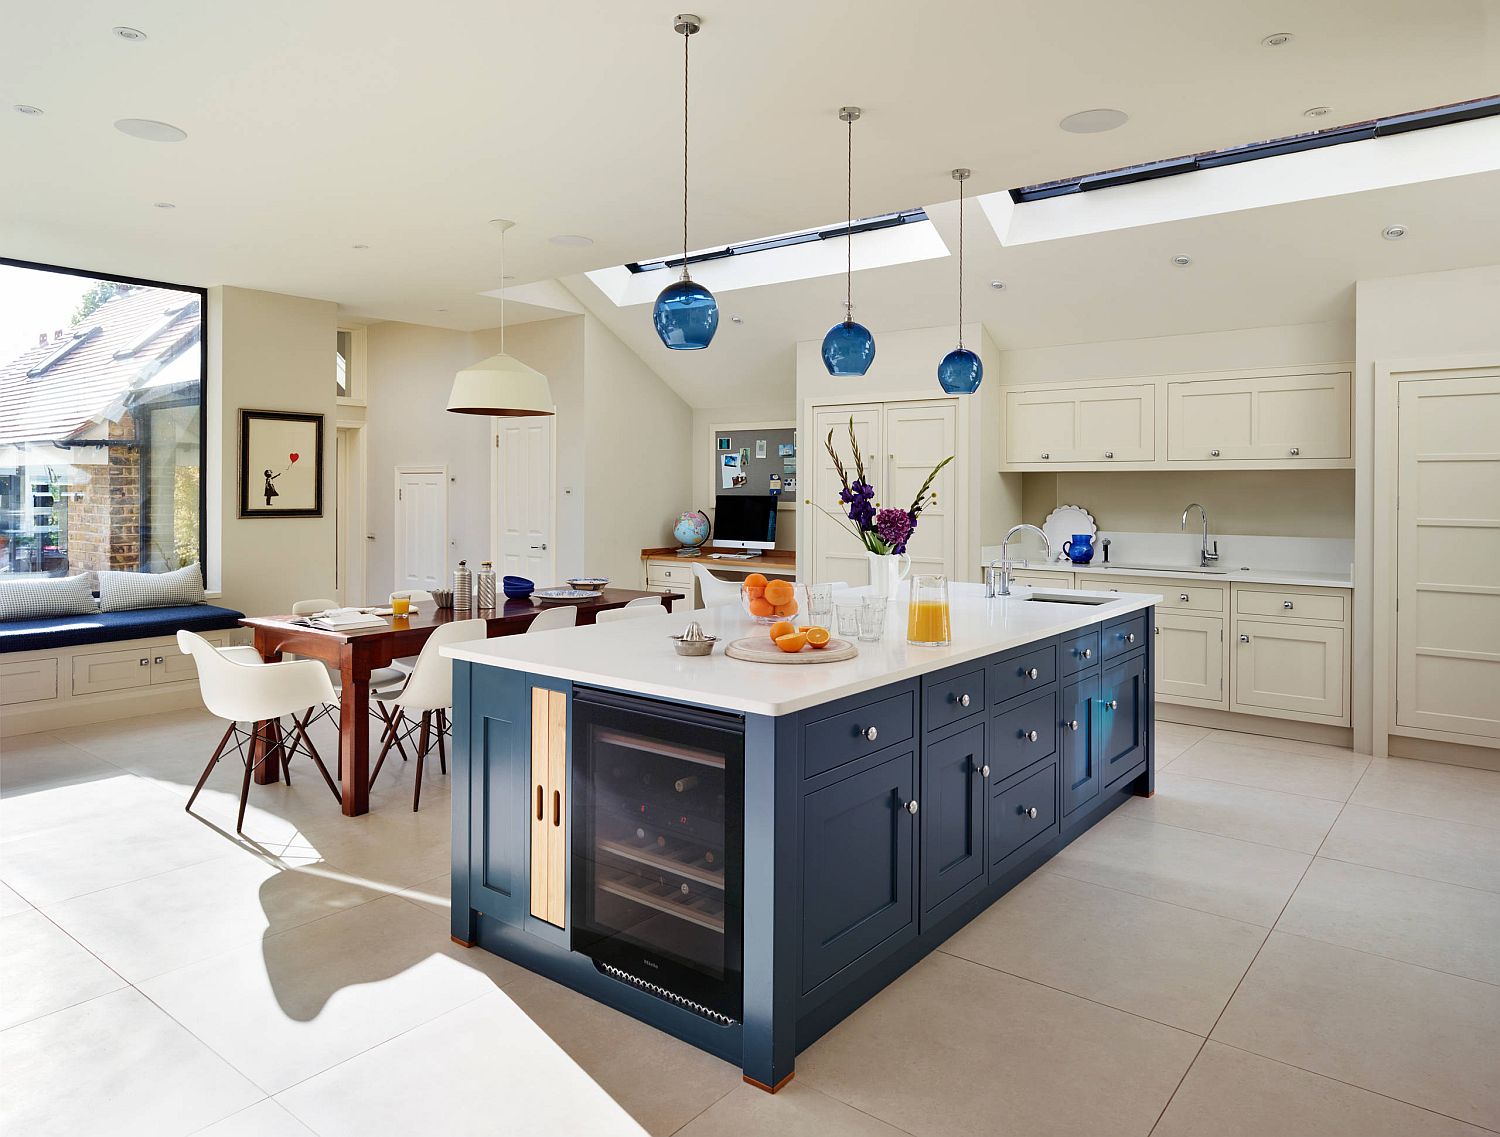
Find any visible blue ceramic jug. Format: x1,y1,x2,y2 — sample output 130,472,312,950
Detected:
1063,533,1095,564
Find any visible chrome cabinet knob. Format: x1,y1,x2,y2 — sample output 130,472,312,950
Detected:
1179,593,1189,602
1024,667,1039,679
1240,633,1251,643
138,658,150,666
1104,450,1114,459
1020,806,1038,820
1210,448,1220,457
1024,729,1039,742
1040,451,1050,460
954,692,970,707
154,656,164,664
1067,719,1079,731
1123,632,1136,643
974,761,991,778
1106,699,1119,711
1283,600,1294,610
861,725,879,742
904,799,919,815
1289,447,1300,456
1081,647,1091,659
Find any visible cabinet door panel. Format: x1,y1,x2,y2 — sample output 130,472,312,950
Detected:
72,647,155,695
990,761,1058,875
1167,373,1351,461
886,401,958,579
1076,386,1154,463
801,748,917,994
812,405,884,586
1101,654,1148,788
1233,620,1346,722
1059,673,1100,816
1006,390,1075,463
1154,612,1225,706
921,723,986,916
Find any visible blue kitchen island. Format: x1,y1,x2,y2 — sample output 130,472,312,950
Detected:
443,583,1158,1092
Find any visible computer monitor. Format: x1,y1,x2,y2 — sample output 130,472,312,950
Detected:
714,495,777,551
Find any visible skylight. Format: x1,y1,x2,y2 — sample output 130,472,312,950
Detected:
626,209,929,273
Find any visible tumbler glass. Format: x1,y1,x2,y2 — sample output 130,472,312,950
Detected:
835,599,862,639
907,574,952,647
857,597,888,643
805,583,833,629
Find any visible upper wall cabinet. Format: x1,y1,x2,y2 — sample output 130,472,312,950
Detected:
1004,384,1155,468
1166,372,1351,463
1000,367,1352,471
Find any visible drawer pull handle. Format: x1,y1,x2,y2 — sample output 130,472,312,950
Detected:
902,799,919,816
952,692,971,707
1122,632,1136,643
1179,593,1189,602
1077,646,1092,659
1020,806,1038,820
1067,719,1079,731
1105,699,1119,711
1040,451,1050,460
553,790,561,827
1024,729,1039,742
1024,667,1039,680
1289,447,1300,456
974,760,991,778
1283,600,1294,610
535,785,544,821
1104,450,1114,459
154,656,164,664
860,725,879,742
138,658,150,666
1240,634,1251,643
1210,448,1220,457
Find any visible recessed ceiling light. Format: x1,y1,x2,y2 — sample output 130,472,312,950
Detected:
436,307,449,313
1382,224,1408,240
549,234,594,247
1171,254,1192,266
1261,32,1294,47
502,274,516,281
352,244,369,250
1303,106,1331,119
153,202,175,209
730,315,744,324
1059,108,1128,134
114,118,186,142
989,280,1006,291
112,26,147,41
13,104,43,116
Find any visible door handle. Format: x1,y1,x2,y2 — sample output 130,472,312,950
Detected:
529,543,548,550
1019,806,1039,820
553,789,561,827
1067,719,1079,731
1283,600,1293,609
1104,699,1119,711
858,725,878,742
1240,634,1251,643
535,784,544,821
901,798,919,815
1024,667,1039,680
951,692,971,707
154,656,164,664
1023,729,1039,742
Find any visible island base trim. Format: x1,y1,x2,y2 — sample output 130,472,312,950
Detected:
743,1071,796,1094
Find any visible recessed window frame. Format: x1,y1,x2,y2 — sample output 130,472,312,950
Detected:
625,208,929,274
336,324,368,407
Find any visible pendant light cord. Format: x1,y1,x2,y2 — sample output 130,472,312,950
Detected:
499,226,507,354
956,174,965,349
845,114,854,321
681,26,690,280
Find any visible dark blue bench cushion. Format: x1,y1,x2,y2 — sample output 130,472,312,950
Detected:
0,604,245,654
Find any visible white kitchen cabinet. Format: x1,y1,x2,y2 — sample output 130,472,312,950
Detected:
1232,619,1346,723
1166,372,1351,463
1004,384,1154,467
1154,611,1227,708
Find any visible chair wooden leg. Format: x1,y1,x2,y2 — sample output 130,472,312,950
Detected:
413,711,431,812
436,709,448,775
370,711,400,789
186,722,237,813
236,728,260,833
292,715,343,805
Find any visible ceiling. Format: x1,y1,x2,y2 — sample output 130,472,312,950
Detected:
3,1,1499,405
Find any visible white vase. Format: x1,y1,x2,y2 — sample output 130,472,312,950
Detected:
867,551,911,598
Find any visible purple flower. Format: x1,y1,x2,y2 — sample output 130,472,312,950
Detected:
840,478,877,531
873,508,915,554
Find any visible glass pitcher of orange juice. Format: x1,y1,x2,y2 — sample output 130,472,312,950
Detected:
907,574,952,646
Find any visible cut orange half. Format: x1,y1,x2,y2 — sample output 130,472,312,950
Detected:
805,626,831,648
768,620,796,641
774,631,809,653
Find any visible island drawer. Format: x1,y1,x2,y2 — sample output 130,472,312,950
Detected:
989,691,1058,784
989,760,1057,876
1058,628,1100,677
988,644,1057,707
803,688,916,780
1103,612,1148,661
923,666,986,734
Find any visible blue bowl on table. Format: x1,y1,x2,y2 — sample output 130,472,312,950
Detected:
502,575,534,600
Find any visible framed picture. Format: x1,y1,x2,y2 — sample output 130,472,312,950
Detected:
238,410,324,518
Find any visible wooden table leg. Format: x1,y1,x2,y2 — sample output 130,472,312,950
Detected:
338,646,371,816
252,635,284,786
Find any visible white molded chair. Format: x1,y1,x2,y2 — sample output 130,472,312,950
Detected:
692,564,741,608
627,596,664,608
178,630,342,832
288,598,406,762
369,618,485,811
527,606,578,634
389,589,435,605
595,600,663,625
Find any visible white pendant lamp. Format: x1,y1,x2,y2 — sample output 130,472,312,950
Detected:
447,219,555,416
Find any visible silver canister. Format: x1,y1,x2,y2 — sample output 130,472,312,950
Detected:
453,559,472,609
476,561,497,609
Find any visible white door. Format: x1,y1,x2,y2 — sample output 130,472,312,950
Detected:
810,404,883,586
335,426,365,604
884,401,958,579
394,466,448,595
1396,374,1500,740
494,417,554,585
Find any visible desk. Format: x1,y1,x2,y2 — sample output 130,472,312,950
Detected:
240,587,684,816
640,547,797,608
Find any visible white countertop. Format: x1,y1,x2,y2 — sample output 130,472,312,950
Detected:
982,559,1352,590
442,582,1160,717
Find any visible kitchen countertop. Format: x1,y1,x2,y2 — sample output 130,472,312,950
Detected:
981,558,1352,590
443,581,1161,717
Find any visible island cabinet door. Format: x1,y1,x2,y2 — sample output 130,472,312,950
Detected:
1060,672,1101,817
801,747,918,996
1100,653,1148,789
920,722,987,927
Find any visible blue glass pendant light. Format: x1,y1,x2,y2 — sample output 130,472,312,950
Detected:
822,106,875,376
938,167,984,394
653,14,718,350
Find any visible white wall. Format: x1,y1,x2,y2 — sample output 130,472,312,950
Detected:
208,286,339,615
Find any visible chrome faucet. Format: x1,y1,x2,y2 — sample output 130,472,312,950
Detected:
988,524,1052,597
1181,503,1219,567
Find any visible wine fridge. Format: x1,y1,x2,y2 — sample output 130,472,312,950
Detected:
570,687,744,1024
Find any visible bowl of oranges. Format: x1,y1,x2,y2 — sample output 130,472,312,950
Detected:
741,573,797,623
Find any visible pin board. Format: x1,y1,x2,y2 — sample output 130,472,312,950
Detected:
713,426,796,508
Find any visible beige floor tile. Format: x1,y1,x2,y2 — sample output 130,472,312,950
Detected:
278,806,452,893
276,992,652,1137
1277,858,1500,984
139,894,521,1093
1120,771,1343,854
394,871,451,917
1352,756,1500,830
798,952,1201,1137
1,769,179,842
1152,721,1212,766
1046,815,1311,926
0,910,124,1029
0,879,31,917
1205,728,1372,764
43,850,387,983
1168,735,1368,801
192,1099,315,1137
0,732,122,793
497,970,744,1135
0,987,261,1137
941,871,1266,1034
1155,1041,1490,1137
1321,804,1500,893
1213,932,1500,1130
676,1080,909,1137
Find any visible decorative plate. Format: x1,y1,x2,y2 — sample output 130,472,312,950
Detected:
565,577,610,591
724,636,858,664
1041,504,1097,563
533,588,601,603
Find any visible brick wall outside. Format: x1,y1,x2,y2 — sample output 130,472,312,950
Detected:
62,412,142,575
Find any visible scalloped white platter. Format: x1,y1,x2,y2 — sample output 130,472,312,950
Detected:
1042,504,1097,562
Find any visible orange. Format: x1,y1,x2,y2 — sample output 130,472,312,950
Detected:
805,626,831,648
768,620,796,641
742,582,765,601
748,597,774,618
763,579,794,606
773,602,798,617
774,631,809,653
744,572,768,591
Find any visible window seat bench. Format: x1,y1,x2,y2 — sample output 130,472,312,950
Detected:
0,604,248,737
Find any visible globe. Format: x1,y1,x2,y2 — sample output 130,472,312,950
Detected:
673,510,711,549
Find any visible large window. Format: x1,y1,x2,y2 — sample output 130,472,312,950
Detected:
0,259,205,578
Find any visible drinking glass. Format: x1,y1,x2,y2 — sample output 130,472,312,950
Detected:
907,574,952,646
835,599,862,638
857,597,887,643
391,596,411,617
805,583,833,628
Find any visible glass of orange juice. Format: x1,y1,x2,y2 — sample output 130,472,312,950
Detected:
391,595,411,617
907,574,952,646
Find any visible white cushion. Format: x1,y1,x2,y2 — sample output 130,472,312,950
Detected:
0,574,98,621
98,563,206,612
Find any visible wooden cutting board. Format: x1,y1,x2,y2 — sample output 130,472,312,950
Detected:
724,636,858,664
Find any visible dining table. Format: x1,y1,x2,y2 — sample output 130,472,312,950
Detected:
239,587,686,815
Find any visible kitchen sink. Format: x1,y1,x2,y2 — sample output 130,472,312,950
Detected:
1018,590,1116,606
1091,562,1229,576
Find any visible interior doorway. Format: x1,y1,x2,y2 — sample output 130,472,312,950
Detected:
394,464,449,595
335,423,366,604
493,416,556,586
